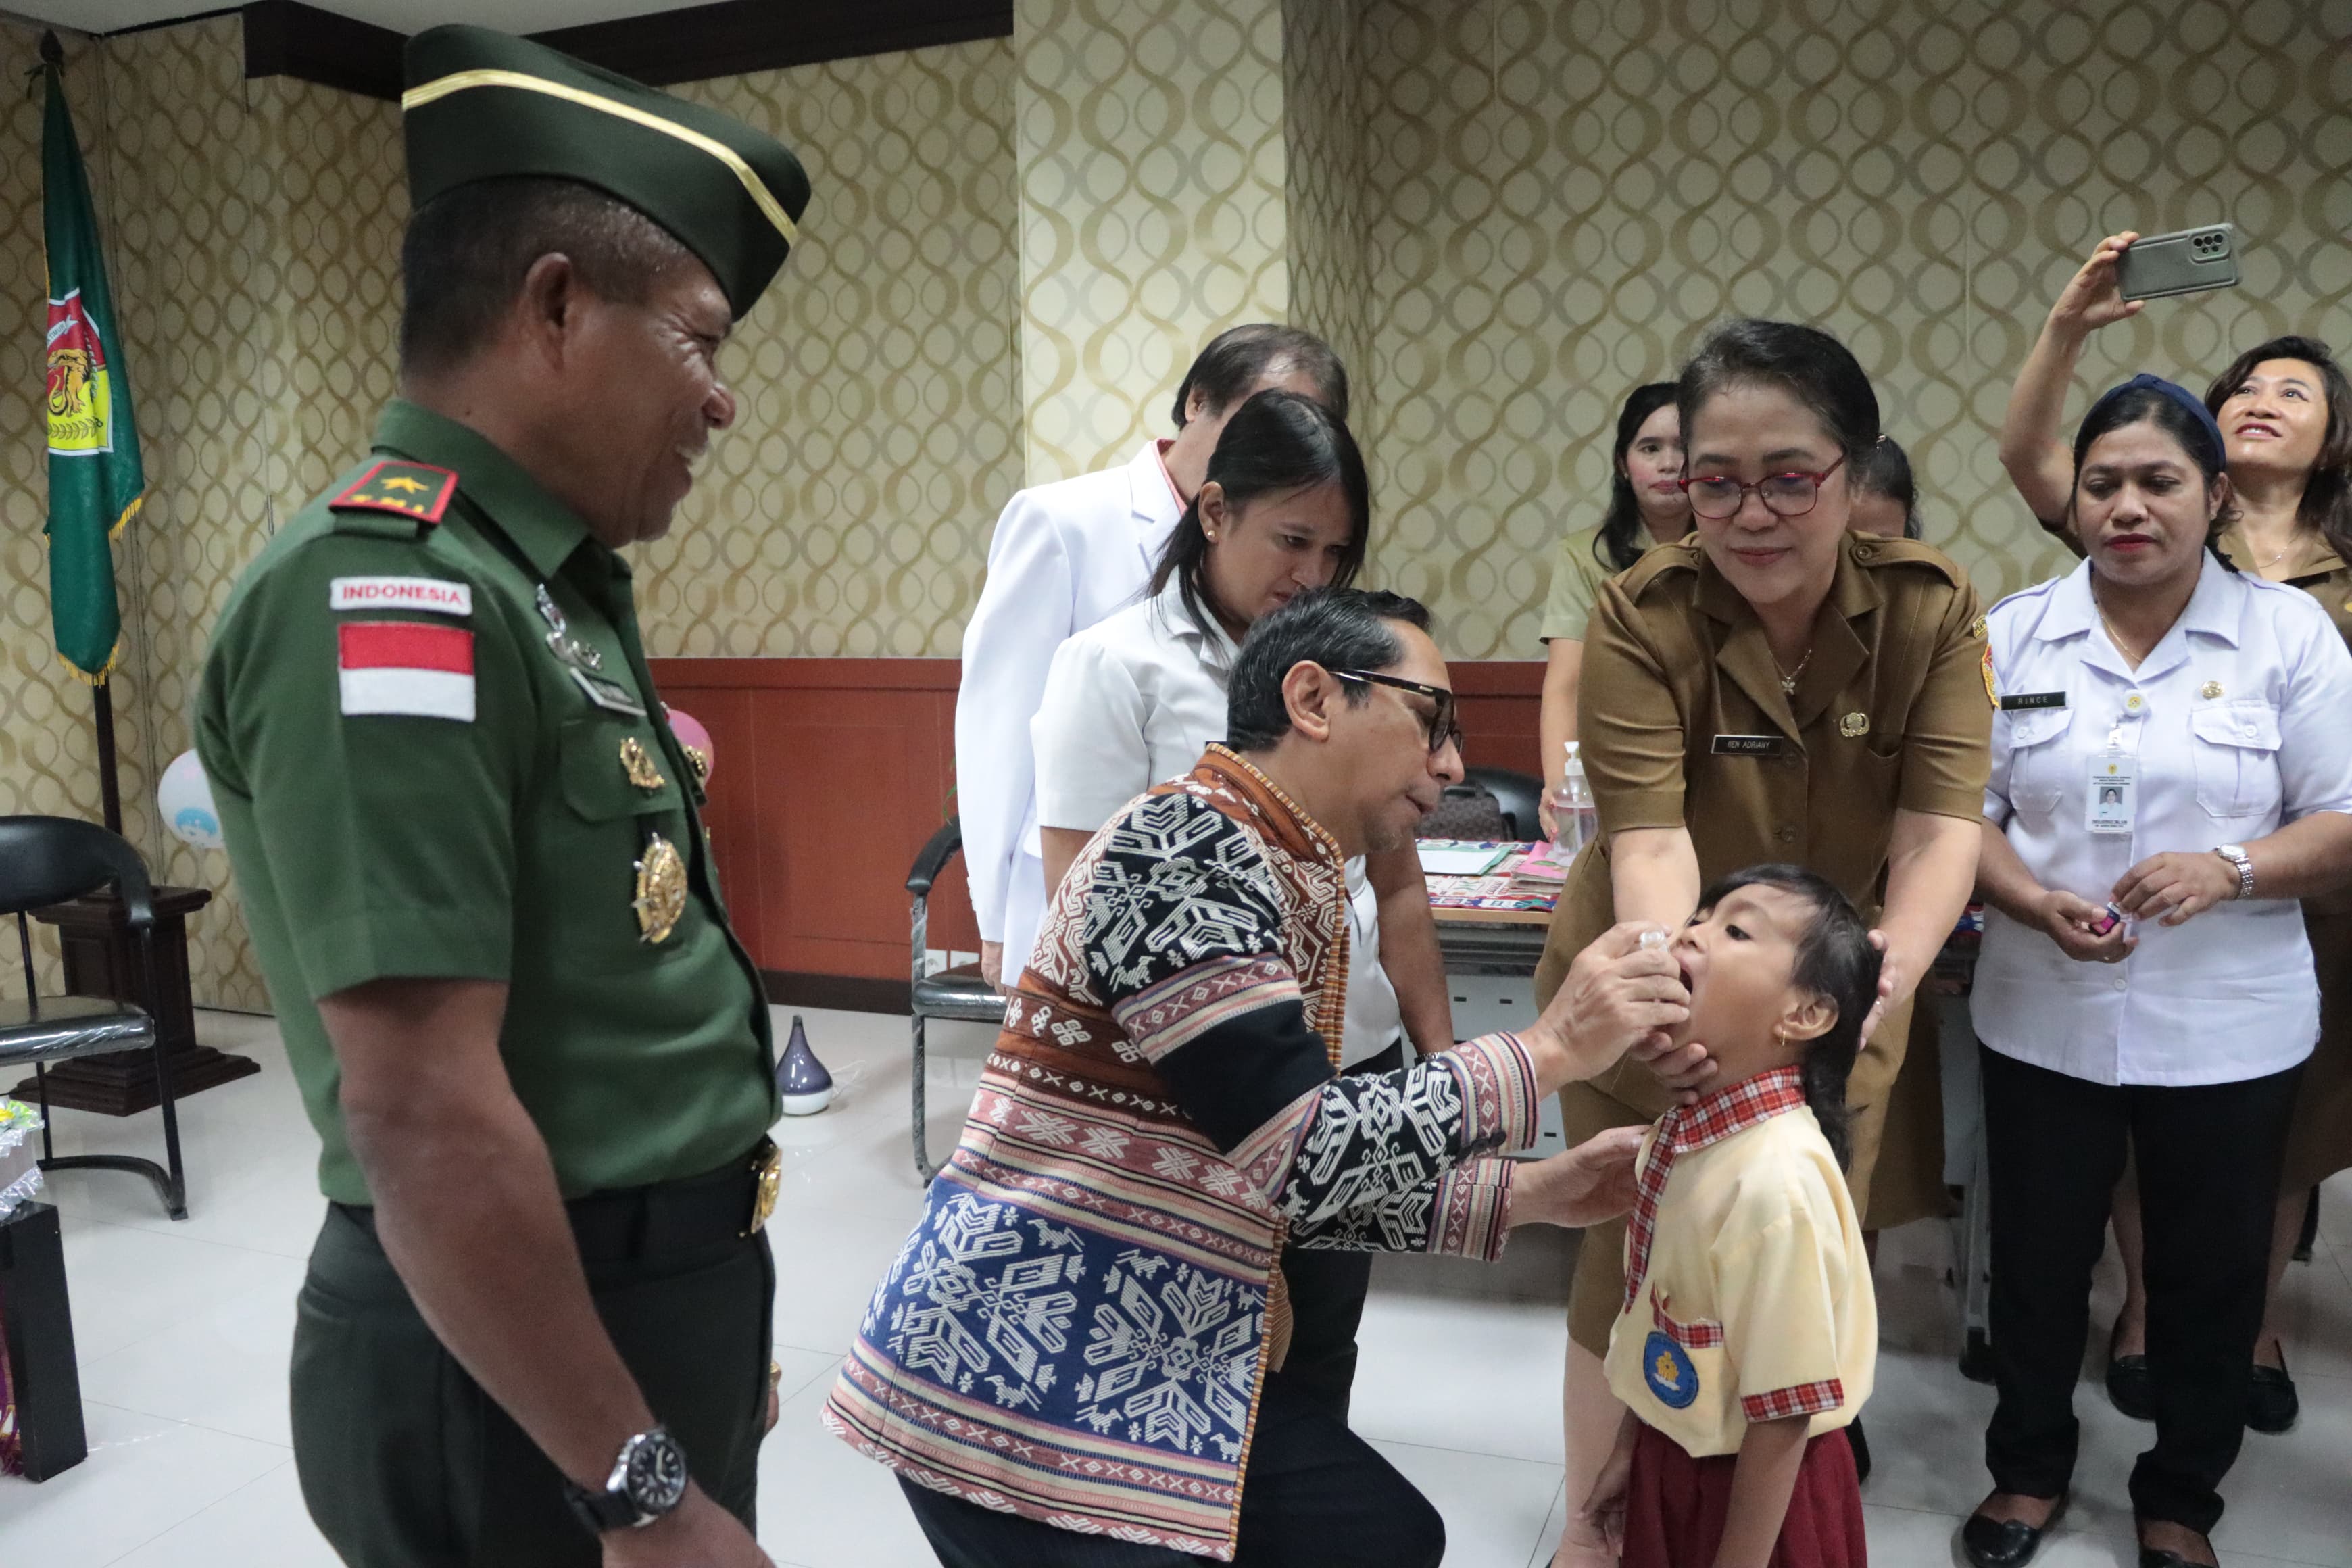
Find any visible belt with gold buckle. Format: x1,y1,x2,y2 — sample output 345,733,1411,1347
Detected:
744,1136,782,1236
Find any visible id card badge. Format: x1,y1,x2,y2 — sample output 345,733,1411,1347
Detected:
2087,730,2136,835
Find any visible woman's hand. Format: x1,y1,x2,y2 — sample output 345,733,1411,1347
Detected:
2033,887,2138,962
1538,793,1560,841
2047,231,2145,341
2113,852,2241,927
1507,1127,1646,1230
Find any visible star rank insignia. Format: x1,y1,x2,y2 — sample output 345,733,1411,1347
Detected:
330,460,459,525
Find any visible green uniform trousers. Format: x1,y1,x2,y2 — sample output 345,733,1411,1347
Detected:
290,1198,774,1566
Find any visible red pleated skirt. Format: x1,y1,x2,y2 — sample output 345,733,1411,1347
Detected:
1621,1419,1867,1568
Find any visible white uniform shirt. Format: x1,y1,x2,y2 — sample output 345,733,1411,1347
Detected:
1033,576,1406,1067
956,442,1186,985
1971,554,2352,1085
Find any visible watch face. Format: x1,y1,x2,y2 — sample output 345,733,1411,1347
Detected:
624,1429,690,1514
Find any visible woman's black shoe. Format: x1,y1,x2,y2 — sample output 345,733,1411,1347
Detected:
1846,1415,1870,1484
2249,1346,2299,1433
1961,1496,2066,1568
2106,1323,2155,1421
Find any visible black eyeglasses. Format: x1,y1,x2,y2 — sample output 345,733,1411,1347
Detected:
1331,669,1463,756
1678,451,1848,520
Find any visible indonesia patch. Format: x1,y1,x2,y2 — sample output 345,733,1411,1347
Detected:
330,576,472,616
338,620,475,721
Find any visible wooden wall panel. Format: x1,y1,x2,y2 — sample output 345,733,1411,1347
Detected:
645,656,1543,987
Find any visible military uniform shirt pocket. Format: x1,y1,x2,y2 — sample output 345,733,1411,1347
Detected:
556,716,695,957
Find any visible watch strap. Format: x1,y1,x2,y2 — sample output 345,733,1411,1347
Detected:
2215,844,2255,900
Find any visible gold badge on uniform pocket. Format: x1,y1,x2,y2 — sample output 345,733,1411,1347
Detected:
1840,712,1870,738
620,735,666,791
2201,681,2224,700
633,833,687,943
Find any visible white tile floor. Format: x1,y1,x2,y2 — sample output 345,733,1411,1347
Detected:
1,1006,2347,1567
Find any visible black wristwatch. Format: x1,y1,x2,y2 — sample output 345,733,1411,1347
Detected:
564,1426,690,1534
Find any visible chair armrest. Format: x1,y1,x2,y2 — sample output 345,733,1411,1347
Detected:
906,818,962,895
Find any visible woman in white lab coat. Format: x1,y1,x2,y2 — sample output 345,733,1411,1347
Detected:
1029,388,1454,1417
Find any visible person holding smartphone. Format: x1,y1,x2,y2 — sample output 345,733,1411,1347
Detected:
1999,232,2352,1432
1966,375,2352,1568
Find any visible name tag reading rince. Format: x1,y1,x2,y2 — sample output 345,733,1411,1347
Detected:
1711,733,1794,758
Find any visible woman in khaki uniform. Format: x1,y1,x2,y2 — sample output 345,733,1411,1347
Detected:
2002,233,2352,1432
1537,320,1992,1568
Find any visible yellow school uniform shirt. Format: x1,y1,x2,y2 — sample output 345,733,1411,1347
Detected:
1602,1067,1875,1459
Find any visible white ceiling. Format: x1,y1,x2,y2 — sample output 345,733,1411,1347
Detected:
11,0,714,38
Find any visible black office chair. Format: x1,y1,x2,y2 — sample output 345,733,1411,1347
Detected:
0,816,186,1219
1465,767,1544,841
1419,766,1546,842
906,817,1006,1183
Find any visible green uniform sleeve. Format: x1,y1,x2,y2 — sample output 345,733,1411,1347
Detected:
1540,525,1611,645
201,533,535,1001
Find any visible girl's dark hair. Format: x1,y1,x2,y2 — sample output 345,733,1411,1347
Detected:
1676,318,1882,470
1693,864,1882,1169
1170,323,1348,428
1852,435,1920,540
1150,390,1371,635
2069,381,2238,548
2203,335,2352,564
1593,382,1683,572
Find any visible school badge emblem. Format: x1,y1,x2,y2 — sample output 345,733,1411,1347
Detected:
1643,1331,1700,1409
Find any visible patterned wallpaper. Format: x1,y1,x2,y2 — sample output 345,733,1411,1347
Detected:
1012,0,1293,483
0,18,406,1009
1281,0,1375,491
633,41,1023,658
1361,0,2352,658
0,22,132,996
3,2,2341,1004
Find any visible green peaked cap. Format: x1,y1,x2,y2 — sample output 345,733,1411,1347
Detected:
403,24,811,318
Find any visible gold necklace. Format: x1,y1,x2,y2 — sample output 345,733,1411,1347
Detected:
1773,646,1813,695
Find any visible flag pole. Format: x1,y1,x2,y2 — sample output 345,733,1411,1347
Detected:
91,681,122,836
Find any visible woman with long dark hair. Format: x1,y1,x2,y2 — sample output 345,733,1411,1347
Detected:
2001,234,2352,1432
1966,376,2352,1568
1030,389,1451,1419
1532,320,1992,1567
1536,383,1690,837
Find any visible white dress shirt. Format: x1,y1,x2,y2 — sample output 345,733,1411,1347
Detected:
956,442,1186,985
1971,554,2352,1086
1033,576,1407,1067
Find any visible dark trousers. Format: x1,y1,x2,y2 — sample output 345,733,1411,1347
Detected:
900,1369,1445,1568
1276,1037,1403,1421
1980,1048,2300,1534
290,1198,775,1566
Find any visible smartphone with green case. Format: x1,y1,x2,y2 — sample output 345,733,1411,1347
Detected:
2115,222,2240,301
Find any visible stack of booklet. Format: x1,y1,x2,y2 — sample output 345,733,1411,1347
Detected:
1502,839,1573,896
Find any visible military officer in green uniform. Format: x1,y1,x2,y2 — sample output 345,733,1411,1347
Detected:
195,26,808,1568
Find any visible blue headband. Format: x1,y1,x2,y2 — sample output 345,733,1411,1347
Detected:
2083,373,2228,472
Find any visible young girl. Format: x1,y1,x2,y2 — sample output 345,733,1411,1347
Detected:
1582,865,1883,1568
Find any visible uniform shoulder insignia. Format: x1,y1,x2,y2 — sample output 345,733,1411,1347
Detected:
1615,537,1703,599
1853,535,1967,587
329,460,458,526
1969,613,1988,641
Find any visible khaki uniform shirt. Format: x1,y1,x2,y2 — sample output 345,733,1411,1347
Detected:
1535,533,1992,1115
1540,522,1615,643
1603,1073,1873,1458
197,400,777,1205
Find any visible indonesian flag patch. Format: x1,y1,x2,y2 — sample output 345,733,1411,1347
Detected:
338,620,475,722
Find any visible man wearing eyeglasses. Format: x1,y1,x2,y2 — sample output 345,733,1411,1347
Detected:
825,586,1707,1568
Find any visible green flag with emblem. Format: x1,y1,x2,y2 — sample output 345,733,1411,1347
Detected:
39,39,143,683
